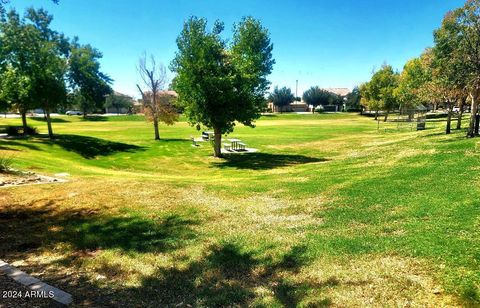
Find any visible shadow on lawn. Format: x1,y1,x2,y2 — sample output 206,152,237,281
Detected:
0,200,337,306
0,201,198,256
0,139,41,151
41,134,144,159
117,242,333,307
213,152,328,170
31,117,70,123
81,116,108,122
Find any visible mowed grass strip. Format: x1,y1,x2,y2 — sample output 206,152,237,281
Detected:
0,113,478,306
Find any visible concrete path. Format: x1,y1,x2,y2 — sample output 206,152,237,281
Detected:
0,260,72,305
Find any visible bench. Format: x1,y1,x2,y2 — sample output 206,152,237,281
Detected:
223,143,232,151
237,142,246,151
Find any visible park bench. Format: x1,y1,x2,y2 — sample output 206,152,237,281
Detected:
238,142,246,151
223,143,232,151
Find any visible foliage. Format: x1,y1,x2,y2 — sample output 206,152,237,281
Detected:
394,56,431,110
433,0,480,136
5,125,38,136
69,39,113,116
142,92,179,125
171,16,274,157
0,154,13,172
269,86,295,109
314,105,324,113
105,93,134,114
361,64,399,116
302,86,333,107
137,54,178,140
345,86,361,111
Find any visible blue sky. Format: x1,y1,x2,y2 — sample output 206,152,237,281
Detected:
8,0,466,97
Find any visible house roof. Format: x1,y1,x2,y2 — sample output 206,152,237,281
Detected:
323,88,351,97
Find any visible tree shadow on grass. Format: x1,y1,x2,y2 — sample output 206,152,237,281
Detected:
81,116,108,122
31,117,70,123
0,200,198,256
212,152,329,170
0,200,341,306
128,242,334,307
0,139,41,151
40,134,144,159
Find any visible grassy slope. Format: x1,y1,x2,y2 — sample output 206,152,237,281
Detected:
0,113,479,307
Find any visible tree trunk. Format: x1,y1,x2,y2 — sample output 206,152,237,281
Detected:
467,90,479,137
153,117,160,140
213,126,222,158
457,98,465,130
446,104,452,135
46,108,54,139
374,110,378,120
21,110,28,136
383,110,389,122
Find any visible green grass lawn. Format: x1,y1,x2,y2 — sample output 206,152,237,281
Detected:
0,113,479,306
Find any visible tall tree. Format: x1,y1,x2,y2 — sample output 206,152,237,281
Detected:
0,9,38,134
105,93,134,115
345,86,361,111
137,54,178,140
69,39,112,117
302,86,333,112
25,8,69,139
434,0,480,137
362,64,399,121
171,17,274,157
269,86,294,113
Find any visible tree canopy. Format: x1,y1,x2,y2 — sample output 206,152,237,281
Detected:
269,86,294,111
302,86,333,107
171,16,274,157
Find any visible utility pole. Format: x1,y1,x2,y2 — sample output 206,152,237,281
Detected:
295,80,298,98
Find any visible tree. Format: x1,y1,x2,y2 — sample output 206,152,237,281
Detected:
302,86,332,112
0,9,38,134
69,39,112,117
136,54,178,140
269,86,294,112
105,93,134,115
171,16,274,157
395,57,430,110
362,64,399,121
345,86,361,111
25,8,68,139
433,0,480,137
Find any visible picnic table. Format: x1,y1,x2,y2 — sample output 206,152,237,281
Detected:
227,138,244,151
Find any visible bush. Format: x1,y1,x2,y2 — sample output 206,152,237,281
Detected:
0,155,13,173
314,105,324,113
5,125,38,136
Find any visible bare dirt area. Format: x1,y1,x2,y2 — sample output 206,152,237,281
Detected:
0,172,66,188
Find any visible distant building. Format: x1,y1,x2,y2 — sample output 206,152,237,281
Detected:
323,88,351,97
267,101,308,113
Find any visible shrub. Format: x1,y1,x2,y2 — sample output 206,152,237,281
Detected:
5,125,38,136
0,155,13,173
314,105,325,113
